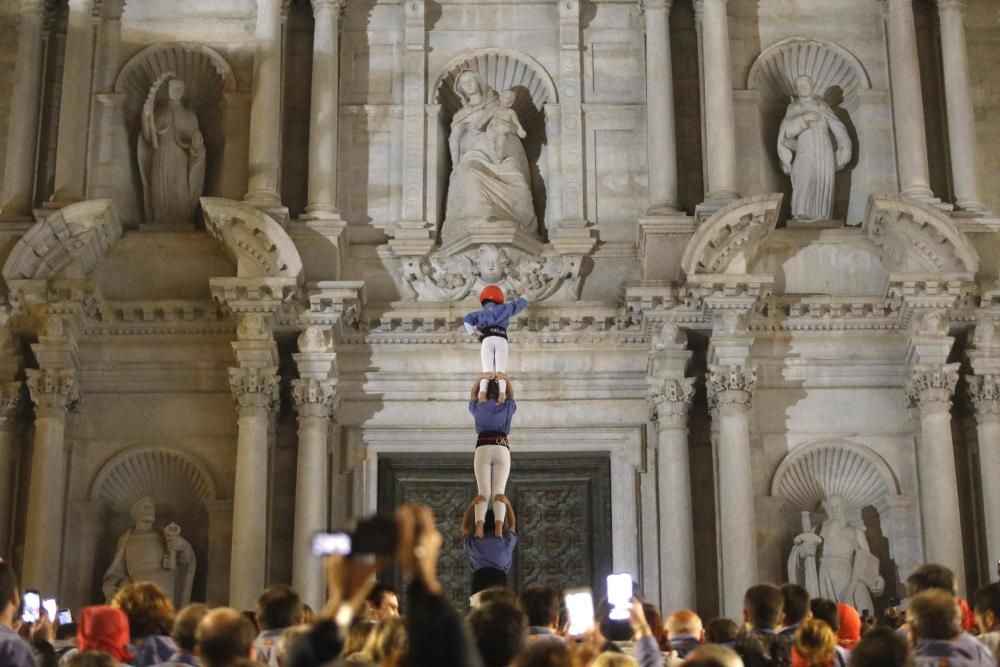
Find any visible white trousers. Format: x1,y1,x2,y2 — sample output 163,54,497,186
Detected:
479,337,509,394
473,445,510,524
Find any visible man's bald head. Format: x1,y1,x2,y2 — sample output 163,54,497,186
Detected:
666,609,704,638
196,607,257,667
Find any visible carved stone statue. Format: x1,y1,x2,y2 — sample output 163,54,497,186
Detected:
777,75,852,221
103,496,196,608
138,73,206,226
787,495,884,615
441,70,537,245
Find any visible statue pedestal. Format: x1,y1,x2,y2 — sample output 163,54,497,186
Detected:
440,220,543,258
786,218,843,230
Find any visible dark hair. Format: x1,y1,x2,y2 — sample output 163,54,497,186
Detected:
972,582,1000,619
56,622,78,641
255,585,302,630
511,640,572,667
173,604,210,652
367,582,398,608
596,599,632,642
0,562,18,612
472,567,508,595
906,563,956,596
907,589,961,640
743,584,784,629
848,626,914,667
705,617,739,644
810,598,840,632
520,587,560,627
486,379,501,400
469,600,528,667
781,583,811,625
197,610,258,667
66,652,119,667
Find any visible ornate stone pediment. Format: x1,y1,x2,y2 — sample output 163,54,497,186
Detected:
3,199,121,281
200,198,303,279
863,194,979,276
681,194,783,276
401,243,583,302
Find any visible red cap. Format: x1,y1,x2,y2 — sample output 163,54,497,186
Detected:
836,603,861,649
78,605,133,664
479,285,505,305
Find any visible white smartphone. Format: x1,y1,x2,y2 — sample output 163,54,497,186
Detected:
564,588,594,636
21,590,40,623
42,598,57,620
311,532,352,557
606,573,633,620
57,609,72,625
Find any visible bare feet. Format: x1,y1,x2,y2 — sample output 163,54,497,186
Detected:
475,521,485,538
478,391,487,403
494,520,504,538
497,392,507,404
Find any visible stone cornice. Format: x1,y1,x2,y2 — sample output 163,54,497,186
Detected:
906,363,959,415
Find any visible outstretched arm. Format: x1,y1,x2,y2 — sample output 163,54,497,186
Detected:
461,496,484,536
496,494,516,532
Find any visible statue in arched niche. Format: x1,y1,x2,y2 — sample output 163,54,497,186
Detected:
441,70,537,245
778,75,852,221
138,72,206,226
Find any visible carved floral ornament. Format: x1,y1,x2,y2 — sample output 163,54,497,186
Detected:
291,378,336,412
0,382,24,421
905,364,960,412
228,367,279,412
402,244,583,302
966,375,1000,417
649,377,696,429
706,365,757,408
25,368,80,413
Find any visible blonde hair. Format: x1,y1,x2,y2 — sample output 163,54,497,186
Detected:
795,618,837,667
111,581,175,638
590,653,639,667
361,617,408,663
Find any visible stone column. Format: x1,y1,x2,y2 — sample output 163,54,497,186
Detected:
0,383,23,554
245,0,284,208
0,1,47,218
937,0,987,213
641,0,679,214
967,374,1000,575
697,0,739,206
303,0,345,220
707,364,757,618
48,0,96,206
886,0,935,201
228,365,279,609
906,364,966,592
22,369,79,592
650,377,696,611
290,325,337,610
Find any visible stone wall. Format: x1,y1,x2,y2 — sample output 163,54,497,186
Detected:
968,0,1000,215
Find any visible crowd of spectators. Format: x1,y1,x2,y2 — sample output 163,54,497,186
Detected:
3,504,1000,667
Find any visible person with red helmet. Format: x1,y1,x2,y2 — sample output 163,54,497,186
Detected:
463,284,529,403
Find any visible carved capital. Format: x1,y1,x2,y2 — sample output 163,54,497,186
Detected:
937,0,965,13
906,364,959,415
649,378,695,430
639,0,672,12
25,369,80,415
311,0,345,17
228,367,279,415
707,365,755,412
0,382,25,424
291,378,336,419
967,374,1000,422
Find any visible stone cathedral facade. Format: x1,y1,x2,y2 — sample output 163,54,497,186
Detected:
0,0,999,619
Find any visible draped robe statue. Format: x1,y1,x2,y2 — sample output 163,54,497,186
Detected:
138,76,206,226
102,496,196,608
441,69,537,245
787,495,884,615
778,75,852,221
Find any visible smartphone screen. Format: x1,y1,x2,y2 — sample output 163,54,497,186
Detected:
564,589,594,636
311,532,352,557
21,590,40,623
42,598,57,620
606,573,633,620
57,609,72,625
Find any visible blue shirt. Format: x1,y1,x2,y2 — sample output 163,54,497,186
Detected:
463,532,518,572
915,633,994,667
463,298,529,333
0,623,37,667
469,399,516,434
255,628,285,667
161,652,200,667
131,634,177,667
